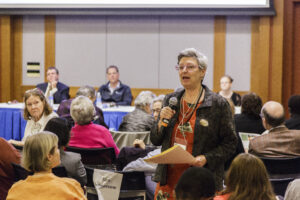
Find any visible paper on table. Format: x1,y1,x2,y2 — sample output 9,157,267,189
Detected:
144,145,195,164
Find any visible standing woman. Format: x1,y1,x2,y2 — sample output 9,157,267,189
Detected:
151,48,237,199
219,75,241,106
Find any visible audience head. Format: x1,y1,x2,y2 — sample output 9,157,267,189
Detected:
220,75,233,92
261,101,285,129
175,167,215,200
22,132,60,172
44,117,71,149
284,179,300,200
71,96,96,125
241,92,262,117
106,65,120,85
288,95,300,116
76,85,97,102
134,91,156,114
224,153,275,200
24,88,53,121
46,66,59,83
152,95,165,121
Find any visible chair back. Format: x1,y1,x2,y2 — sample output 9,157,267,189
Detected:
260,157,300,196
260,156,300,177
12,163,68,182
85,167,146,200
65,146,116,166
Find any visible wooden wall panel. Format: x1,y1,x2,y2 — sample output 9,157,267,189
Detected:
44,16,56,81
0,16,12,102
213,16,226,92
250,17,271,103
12,16,23,101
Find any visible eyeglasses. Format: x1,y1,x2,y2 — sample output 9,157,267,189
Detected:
175,65,199,72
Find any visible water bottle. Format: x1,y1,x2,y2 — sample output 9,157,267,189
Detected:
96,92,102,108
48,91,54,106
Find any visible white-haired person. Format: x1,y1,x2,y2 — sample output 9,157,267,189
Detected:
152,95,165,121
68,96,119,156
6,132,86,200
151,48,237,199
119,91,156,132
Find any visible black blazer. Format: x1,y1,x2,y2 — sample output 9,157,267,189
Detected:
37,82,70,104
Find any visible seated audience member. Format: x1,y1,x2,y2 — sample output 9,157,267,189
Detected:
0,138,21,200
6,132,86,200
98,65,132,106
44,117,87,186
249,101,300,157
175,167,216,200
10,88,58,146
36,66,70,104
214,153,276,200
285,95,300,130
284,179,300,200
218,75,241,106
234,92,265,134
69,96,119,155
119,91,155,132
152,95,165,121
57,85,108,128
122,140,160,200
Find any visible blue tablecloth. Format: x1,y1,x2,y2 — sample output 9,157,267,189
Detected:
0,106,132,141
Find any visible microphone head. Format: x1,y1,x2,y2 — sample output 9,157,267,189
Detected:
169,97,178,110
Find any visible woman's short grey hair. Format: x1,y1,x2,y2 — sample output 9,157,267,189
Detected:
71,96,95,125
134,91,156,108
177,48,208,70
76,85,96,99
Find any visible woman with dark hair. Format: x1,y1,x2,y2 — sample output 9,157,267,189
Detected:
44,117,87,186
6,132,86,200
219,75,241,106
214,153,276,200
234,92,265,134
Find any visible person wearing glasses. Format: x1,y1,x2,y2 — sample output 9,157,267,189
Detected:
218,75,241,106
151,48,237,199
9,88,58,146
98,65,133,106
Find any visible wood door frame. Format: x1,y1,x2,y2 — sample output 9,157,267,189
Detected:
283,0,300,116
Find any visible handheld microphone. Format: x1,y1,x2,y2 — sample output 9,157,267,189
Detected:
161,97,178,127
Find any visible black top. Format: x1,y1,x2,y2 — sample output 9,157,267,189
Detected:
234,113,265,134
285,114,300,130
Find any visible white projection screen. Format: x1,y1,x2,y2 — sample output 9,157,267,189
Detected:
0,0,270,8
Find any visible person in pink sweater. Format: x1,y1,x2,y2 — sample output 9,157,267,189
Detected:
69,96,119,156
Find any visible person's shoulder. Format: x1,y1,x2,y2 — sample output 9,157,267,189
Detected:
119,81,131,89
36,82,47,88
63,151,81,160
56,176,82,188
99,83,109,90
57,82,69,89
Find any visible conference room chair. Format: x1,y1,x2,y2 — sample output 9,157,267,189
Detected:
65,146,116,169
12,163,68,182
260,156,300,196
85,166,146,200
110,130,151,149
